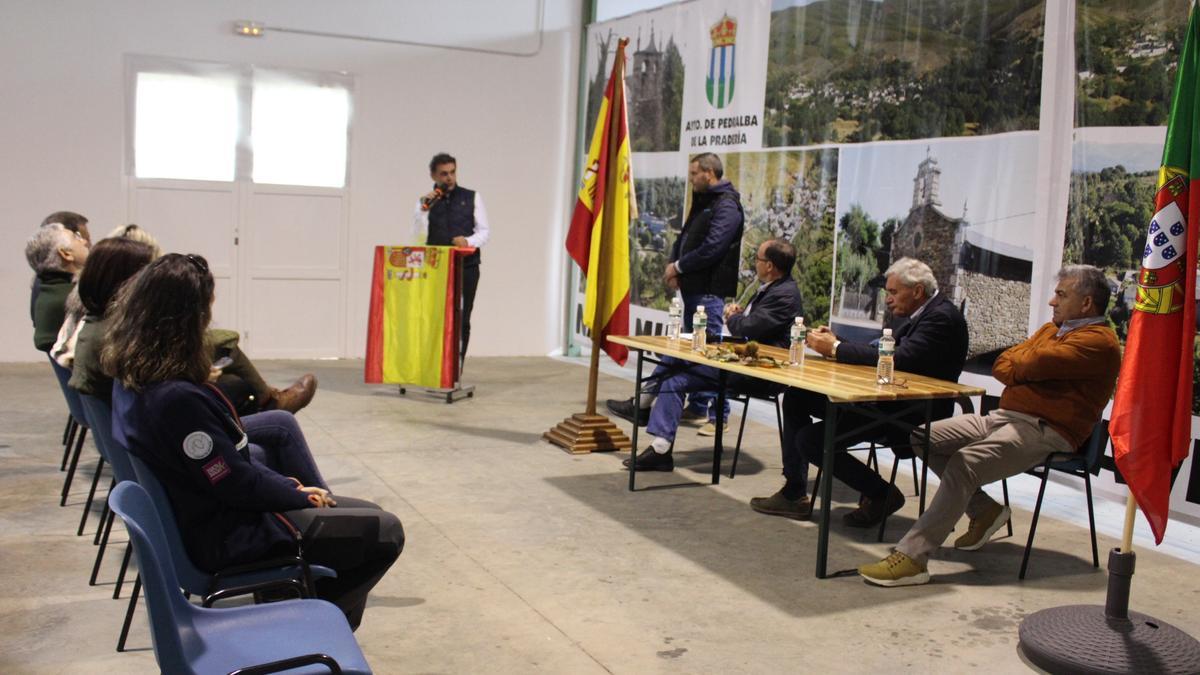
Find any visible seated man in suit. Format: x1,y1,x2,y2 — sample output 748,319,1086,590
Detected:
858,264,1121,587
608,238,803,472
750,257,969,522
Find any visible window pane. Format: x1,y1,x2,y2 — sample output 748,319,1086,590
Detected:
135,72,238,181
252,77,350,188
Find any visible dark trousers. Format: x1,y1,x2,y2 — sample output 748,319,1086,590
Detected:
460,263,480,359
283,497,405,630
781,388,890,500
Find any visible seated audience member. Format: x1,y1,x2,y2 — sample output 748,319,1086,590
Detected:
74,239,329,487
104,253,404,629
750,257,968,521
608,238,803,472
41,211,91,243
26,223,90,352
108,223,318,414
858,264,1121,587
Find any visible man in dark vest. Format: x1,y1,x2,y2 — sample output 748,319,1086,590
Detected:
412,152,490,360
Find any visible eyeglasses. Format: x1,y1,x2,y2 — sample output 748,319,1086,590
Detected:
185,254,209,274
755,256,770,263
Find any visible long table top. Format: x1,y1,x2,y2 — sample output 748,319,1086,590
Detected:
608,335,984,404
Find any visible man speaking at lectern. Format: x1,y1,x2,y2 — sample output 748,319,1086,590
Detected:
412,152,490,359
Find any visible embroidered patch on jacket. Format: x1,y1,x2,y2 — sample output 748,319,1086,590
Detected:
202,457,231,485
183,431,214,460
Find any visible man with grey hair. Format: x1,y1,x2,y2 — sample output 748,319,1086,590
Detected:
751,257,968,524
27,223,89,352
858,264,1121,587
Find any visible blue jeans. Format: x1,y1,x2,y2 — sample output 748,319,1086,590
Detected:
243,410,329,491
681,292,728,422
645,357,722,443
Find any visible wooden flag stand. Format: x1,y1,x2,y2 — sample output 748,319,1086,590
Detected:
545,38,633,455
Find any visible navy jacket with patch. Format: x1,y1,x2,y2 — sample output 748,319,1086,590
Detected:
112,380,311,572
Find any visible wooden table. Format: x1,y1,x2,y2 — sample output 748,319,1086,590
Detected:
608,334,985,578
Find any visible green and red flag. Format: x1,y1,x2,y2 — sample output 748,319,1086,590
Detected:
566,38,635,366
1109,2,1200,544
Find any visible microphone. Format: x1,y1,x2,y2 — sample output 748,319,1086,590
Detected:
420,184,446,211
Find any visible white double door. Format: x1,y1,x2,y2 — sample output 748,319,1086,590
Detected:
127,178,348,358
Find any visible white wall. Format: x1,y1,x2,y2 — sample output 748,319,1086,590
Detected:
1,0,582,361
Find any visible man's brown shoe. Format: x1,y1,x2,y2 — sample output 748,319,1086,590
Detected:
843,485,905,528
269,374,318,413
954,502,1011,551
750,490,813,520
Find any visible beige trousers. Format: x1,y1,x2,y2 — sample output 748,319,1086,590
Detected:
897,410,1074,563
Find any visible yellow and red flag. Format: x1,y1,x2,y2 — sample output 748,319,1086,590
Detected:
1109,2,1200,544
365,245,463,388
565,38,635,366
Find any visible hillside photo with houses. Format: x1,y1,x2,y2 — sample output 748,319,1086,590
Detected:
762,0,1045,147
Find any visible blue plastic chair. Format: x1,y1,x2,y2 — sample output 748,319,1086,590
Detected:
120,452,336,651
79,394,134,590
50,359,95,507
108,482,371,674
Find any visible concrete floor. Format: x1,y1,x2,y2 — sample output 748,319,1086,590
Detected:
2,357,1198,674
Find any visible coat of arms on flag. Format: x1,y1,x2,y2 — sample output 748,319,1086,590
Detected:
706,14,737,109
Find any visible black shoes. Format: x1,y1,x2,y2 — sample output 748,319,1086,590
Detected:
622,447,674,471
606,397,651,426
843,485,905,528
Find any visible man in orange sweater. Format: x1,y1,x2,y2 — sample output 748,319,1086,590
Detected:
859,264,1122,587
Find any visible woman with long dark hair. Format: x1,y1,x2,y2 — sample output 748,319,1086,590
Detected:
104,253,403,630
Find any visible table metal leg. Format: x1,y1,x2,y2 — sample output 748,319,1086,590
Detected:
816,398,838,579
919,399,932,515
711,370,728,485
628,350,645,492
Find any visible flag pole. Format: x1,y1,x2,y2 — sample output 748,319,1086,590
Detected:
544,38,633,455
1120,493,1137,554
584,39,629,417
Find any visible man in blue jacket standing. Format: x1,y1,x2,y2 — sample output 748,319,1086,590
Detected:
608,153,745,428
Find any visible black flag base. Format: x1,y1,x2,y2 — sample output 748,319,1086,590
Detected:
1018,549,1200,674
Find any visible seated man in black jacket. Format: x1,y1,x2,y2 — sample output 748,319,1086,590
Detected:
751,257,968,523
610,239,804,471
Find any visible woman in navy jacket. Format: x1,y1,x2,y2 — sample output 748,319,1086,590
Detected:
105,253,403,630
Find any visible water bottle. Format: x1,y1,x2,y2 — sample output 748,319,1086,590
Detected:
667,296,683,343
692,306,707,351
789,317,806,366
876,328,895,385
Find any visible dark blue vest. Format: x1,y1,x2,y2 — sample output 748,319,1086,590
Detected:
426,186,481,266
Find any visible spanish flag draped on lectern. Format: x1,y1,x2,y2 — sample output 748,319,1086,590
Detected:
365,245,470,389
544,37,636,454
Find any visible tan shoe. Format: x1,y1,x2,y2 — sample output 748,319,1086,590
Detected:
268,374,318,413
697,421,729,436
858,551,930,587
954,502,1011,551
750,490,813,520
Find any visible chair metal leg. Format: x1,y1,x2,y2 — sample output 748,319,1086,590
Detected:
878,455,902,542
866,445,877,472
116,574,140,652
60,427,88,506
910,457,920,497
1019,468,1051,580
94,495,111,545
1001,478,1014,537
77,457,105,536
61,414,73,450
90,508,115,586
114,545,132,599
1085,472,1099,568
730,397,750,479
61,417,78,471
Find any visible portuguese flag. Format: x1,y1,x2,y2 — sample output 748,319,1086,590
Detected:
364,245,462,388
565,38,635,366
1109,2,1200,544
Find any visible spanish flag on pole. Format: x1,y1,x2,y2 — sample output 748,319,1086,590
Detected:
1109,1,1200,544
566,38,635,366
